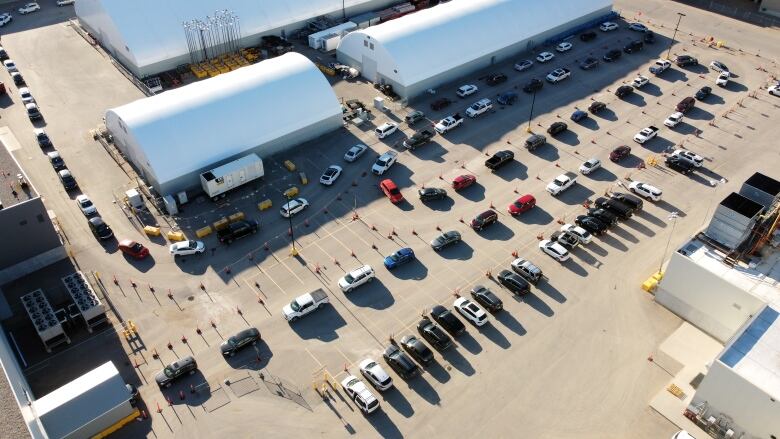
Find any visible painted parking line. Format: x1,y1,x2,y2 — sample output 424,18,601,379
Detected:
304,347,324,367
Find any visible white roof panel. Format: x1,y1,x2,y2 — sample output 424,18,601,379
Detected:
106,53,341,187
720,306,780,399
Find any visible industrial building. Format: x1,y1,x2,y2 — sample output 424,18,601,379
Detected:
75,0,397,78
337,0,613,100
105,53,343,197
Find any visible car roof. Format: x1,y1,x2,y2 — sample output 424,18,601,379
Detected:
380,178,397,189
518,194,535,202
88,217,105,225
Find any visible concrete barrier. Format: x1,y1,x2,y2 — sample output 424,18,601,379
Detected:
228,212,245,223
213,217,229,231
143,226,161,236
195,226,212,238
283,186,299,198
284,160,297,172
300,172,308,185
257,199,272,211
167,231,185,242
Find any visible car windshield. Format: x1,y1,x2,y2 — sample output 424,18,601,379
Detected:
80,199,92,207
290,300,301,312
389,188,400,195
389,254,399,262
343,274,355,284
131,243,143,252
163,367,175,378
187,241,198,249
377,158,387,166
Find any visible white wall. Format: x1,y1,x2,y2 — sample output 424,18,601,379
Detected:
693,361,780,438
656,252,765,342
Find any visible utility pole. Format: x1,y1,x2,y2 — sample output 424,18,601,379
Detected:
526,88,537,133
659,212,679,273
666,12,686,60
284,191,297,256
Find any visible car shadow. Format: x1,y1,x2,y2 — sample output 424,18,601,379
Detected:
675,121,699,136
479,323,511,349
562,258,589,277
685,107,714,121
704,94,725,106
555,130,580,146
494,310,527,336
576,116,600,131
454,331,482,355
635,208,667,227
455,183,486,202
536,281,566,303
124,255,155,272
599,233,629,252
424,360,451,384
345,279,396,310
367,409,404,439
553,185,595,206
656,68,687,83
723,81,748,93
655,200,687,217
478,221,515,241
388,260,429,281
584,240,608,257
289,305,347,341
610,225,639,244
424,196,455,212
520,292,554,316
622,218,656,237
622,93,646,107
441,346,476,376
593,108,618,121
409,142,447,164
493,160,529,182
515,206,554,225
382,387,414,418
161,370,211,406
586,166,618,182
571,247,600,266
684,64,709,75
408,375,440,405
224,340,273,369
642,136,675,154
637,83,662,97
431,238,471,260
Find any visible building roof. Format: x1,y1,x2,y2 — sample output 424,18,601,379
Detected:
339,0,611,86
34,362,130,439
744,172,780,198
720,306,780,399
105,53,341,189
720,192,764,219
76,0,383,70
0,134,38,209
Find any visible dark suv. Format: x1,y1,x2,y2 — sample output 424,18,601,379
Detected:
470,285,503,312
615,85,634,98
383,345,419,380
524,134,546,151
580,31,597,42
486,73,507,86
611,192,643,211
594,197,633,219
430,305,466,336
220,327,260,357
218,220,258,244
675,55,698,67
417,318,452,351
523,78,543,93
623,40,643,54
88,217,114,240
155,356,198,388
470,209,498,231
497,270,530,295
676,97,695,113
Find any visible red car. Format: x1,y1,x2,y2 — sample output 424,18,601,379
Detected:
508,194,536,215
119,239,150,259
452,174,477,191
380,179,404,204
609,145,631,162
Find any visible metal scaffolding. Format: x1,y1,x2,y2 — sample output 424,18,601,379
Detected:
183,10,242,65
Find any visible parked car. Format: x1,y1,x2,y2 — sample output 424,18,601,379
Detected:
628,22,648,32
405,110,425,125
580,31,597,41
430,305,465,336
470,209,498,231
675,55,698,67
588,101,606,113
76,195,97,216
575,215,608,236
579,158,601,175
3,59,18,72
418,187,447,202
546,68,571,83
644,31,655,43
664,112,684,128
155,356,197,388
19,87,34,104
452,174,476,191
359,359,393,391
384,247,415,269
587,208,619,227
594,197,633,219
118,239,150,259
560,223,593,244
0,13,11,27
547,121,567,136
556,42,573,52
430,97,452,111
514,59,534,71
471,285,503,313
600,22,618,31
623,40,644,54
343,144,368,162
47,151,65,170
58,169,77,190
416,318,452,350
550,230,579,250
524,134,546,150
18,3,41,14
35,129,51,148
609,145,631,162
603,49,622,62
11,72,25,86
615,85,634,98
338,265,375,293
571,110,588,122
675,97,695,113
486,73,507,86
695,86,712,100
522,78,543,93
671,149,704,167
375,122,398,139
709,61,728,72
220,327,260,357
88,217,114,240
280,198,309,218
319,165,342,185
665,156,694,175
539,240,570,262
632,75,649,88
497,270,530,295
399,335,434,366
169,240,206,256
610,192,644,211
383,345,419,380
580,57,599,70
536,52,555,63
217,220,258,244
26,102,43,121
629,181,662,201
453,297,488,326
372,151,398,175
510,257,543,284
508,194,536,216
497,91,518,105
341,376,380,414
430,230,461,251
456,84,478,97
379,178,403,204
715,71,730,87
57,0,75,5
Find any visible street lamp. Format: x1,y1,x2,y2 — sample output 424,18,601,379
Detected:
659,211,679,273
666,12,686,60
526,88,537,133
284,191,298,256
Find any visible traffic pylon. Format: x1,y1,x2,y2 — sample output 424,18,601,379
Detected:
237,307,243,316
181,335,187,344
511,250,518,258
149,283,154,292
200,282,205,290
167,341,173,350
152,348,159,359
263,242,269,251
210,320,216,328
113,275,118,285
436,225,441,231
167,289,173,299
156,402,162,413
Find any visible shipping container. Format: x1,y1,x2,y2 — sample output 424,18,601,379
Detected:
200,153,264,200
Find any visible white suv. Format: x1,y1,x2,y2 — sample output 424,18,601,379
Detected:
374,122,398,139
453,297,488,326
465,98,492,118
371,151,397,175
338,265,375,293
629,181,662,201
341,376,380,414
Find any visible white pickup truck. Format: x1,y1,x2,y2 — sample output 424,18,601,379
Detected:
649,59,671,75
465,98,493,118
633,126,659,144
434,113,464,134
282,289,329,322
546,172,578,196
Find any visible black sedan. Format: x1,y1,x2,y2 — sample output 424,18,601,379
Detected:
430,230,461,251
417,318,452,351
497,269,530,295
486,73,507,86
419,187,447,201
615,85,634,98
587,208,619,227
400,335,434,366
220,327,260,357
547,121,568,136
666,156,694,175
575,215,608,236
588,101,607,113
430,305,466,336
695,86,712,100
383,345,420,380
580,57,599,70
470,285,503,313
523,78,543,93
603,49,622,62
580,31,597,41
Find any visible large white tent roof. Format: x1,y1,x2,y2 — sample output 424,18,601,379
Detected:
341,0,611,86
77,0,380,69
106,53,341,187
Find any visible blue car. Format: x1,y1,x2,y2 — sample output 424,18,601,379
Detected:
571,110,588,122
384,247,415,269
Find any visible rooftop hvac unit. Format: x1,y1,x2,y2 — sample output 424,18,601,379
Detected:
61,272,106,332
21,289,69,351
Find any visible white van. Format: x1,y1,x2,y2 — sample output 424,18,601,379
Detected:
375,122,398,139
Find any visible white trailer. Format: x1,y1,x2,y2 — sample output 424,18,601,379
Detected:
200,153,264,200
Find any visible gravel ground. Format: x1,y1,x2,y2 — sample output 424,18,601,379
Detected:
0,369,30,439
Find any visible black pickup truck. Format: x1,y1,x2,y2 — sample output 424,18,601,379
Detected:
403,129,435,150
218,220,258,244
484,150,514,170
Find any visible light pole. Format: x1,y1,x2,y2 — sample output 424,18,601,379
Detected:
666,12,686,60
659,212,679,273
526,88,537,133
284,191,298,256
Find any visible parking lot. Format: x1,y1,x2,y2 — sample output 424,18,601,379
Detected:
1,0,779,437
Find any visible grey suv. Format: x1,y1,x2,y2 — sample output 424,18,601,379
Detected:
155,356,198,388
